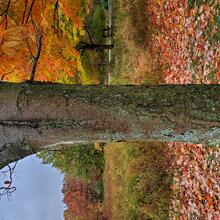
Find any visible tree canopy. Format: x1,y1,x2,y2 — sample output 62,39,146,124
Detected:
0,0,96,83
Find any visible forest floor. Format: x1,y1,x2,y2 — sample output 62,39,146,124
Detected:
104,0,220,219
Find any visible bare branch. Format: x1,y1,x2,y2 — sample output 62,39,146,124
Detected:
53,0,59,31
0,0,11,30
25,0,35,24
0,162,17,200
0,1,17,25
27,13,42,82
0,66,16,82
26,56,34,78
4,0,11,29
22,0,28,24
25,38,34,58
84,27,94,45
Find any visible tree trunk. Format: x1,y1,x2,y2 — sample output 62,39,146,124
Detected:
0,83,219,167
84,44,114,50
75,41,114,52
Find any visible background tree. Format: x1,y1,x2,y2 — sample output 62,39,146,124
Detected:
75,40,113,53
38,143,105,219
63,176,103,220
38,144,104,181
75,27,113,55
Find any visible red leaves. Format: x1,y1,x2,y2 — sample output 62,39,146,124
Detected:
146,0,220,84
145,1,220,218
63,178,88,216
62,176,101,219
168,143,220,219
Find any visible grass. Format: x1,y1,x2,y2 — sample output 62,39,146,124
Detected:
103,142,173,220
103,142,136,219
110,0,162,85
188,0,216,9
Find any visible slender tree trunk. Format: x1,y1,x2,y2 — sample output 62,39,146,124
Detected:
75,41,114,52
0,83,219,167
87,44,114,50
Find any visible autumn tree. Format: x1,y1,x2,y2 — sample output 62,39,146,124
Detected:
62,176,103,220
38,143,104,180
0,0,89,83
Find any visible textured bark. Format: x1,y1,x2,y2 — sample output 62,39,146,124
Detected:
0,83,219,167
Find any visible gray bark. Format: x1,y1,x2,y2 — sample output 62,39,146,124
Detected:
0,83,219,167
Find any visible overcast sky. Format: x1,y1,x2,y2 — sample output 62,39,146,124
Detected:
0,155,65,220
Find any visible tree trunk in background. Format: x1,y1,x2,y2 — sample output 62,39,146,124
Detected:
85,44,114,50
75,41,114,52
0,83,219,167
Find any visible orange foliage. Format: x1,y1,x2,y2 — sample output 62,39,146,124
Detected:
63,176,102,220
63,178,87,216
0,0,84,82
60,0,82,27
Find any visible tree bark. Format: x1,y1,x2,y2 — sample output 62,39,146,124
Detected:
0,83,219,167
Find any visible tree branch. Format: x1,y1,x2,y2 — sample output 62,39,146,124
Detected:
84,27,94,45
25,38,34,58
24,0,35,24
0,162,17,200
28,14,42,82
22,0,28,24
0,66,16,82
53,0,59,32
0,0,11,30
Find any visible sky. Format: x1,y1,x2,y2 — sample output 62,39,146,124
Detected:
0,155,65,220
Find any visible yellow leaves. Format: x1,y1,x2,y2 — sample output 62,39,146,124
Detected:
0,0,91,82
94,143,102,151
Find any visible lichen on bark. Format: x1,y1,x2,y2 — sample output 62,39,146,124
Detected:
0,82,219,165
